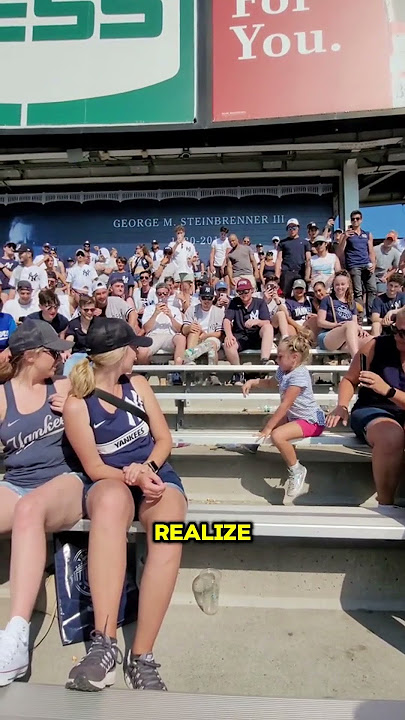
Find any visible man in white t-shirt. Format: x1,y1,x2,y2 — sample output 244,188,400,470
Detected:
67,249,98,293
142,282,186,363
83,241,98,266
210,226,230,279
3,280,39,322
9,245,48,299
34,242,59,268
182,284,224,363
169,225,195,277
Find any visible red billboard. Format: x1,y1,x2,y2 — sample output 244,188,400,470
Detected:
212,0,405,123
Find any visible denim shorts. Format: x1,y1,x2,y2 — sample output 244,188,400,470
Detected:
0,472,90,499
350,406,405,443
83,462,186,520
317,331,329,351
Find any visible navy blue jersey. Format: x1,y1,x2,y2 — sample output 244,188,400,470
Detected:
85,377,154,469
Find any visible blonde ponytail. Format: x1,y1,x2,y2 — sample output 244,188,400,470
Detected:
279,334,311,365
69,357,95,399
69,347,127,399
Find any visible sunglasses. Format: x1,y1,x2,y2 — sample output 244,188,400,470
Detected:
43,348,61,361
238,290,251,296
43,304,58,311
140,274,150,280
351,216,361,222
157,292,168,298
288,225,299,230
392,325,405,339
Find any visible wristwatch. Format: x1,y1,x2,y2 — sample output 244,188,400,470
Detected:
146,460,160,473
385,386,396,399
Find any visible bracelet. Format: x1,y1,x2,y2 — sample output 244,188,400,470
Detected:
340,405,349,411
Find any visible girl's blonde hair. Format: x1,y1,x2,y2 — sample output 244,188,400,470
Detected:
332,270,354,308
69,347,127,399
279,334,311,364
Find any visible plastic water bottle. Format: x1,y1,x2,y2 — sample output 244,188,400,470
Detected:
192,569,221,615
184,339,216,364
207,347,216,365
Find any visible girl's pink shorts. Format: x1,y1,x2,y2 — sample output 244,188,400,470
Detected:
294,420,325,438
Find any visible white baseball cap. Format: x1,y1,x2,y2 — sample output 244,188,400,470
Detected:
286,218,299,228
272,235,280,242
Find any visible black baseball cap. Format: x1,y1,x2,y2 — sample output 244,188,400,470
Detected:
4,241,16,250
17,244,32,254
17,280,32,291
220,226,229,233
85,317,152,355
199,284,214,299
9,319,73,356
43,242,51,249
83,241,91,246
307,222,318,230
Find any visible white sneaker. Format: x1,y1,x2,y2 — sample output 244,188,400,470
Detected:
285,464,307,502
0,617,29,687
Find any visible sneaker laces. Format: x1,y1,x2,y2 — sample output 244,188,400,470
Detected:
76,630,123,670
286,468,302,495
126,653,167,691
0,629,24,669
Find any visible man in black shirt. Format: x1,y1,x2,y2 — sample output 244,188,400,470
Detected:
275,218,311,297
224,279,272,379
28,288,69,335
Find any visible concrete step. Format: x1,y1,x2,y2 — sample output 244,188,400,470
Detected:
170,451,378,507
1,597,405,701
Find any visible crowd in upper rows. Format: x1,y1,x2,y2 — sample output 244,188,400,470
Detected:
0,215,403,385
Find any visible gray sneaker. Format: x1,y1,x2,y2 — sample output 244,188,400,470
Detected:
124,651,167,691
66,631,122,692
285,464,307,502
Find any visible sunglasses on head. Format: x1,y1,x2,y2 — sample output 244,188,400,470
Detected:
238,289,251,296
392,325,405,339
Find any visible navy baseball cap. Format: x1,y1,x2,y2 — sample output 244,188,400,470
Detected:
85,317,152,355
199,284,214,299
9,319,73,356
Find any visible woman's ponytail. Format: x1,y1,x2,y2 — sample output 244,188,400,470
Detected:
69,357,95,399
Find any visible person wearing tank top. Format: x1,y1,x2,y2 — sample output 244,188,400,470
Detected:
339,210,377,321
310,238,341,291
63,317,186,693
326,306,405,510
0,319,87,687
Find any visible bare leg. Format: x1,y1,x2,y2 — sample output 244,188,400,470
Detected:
366,419,404,505
323,323,358,358
271,422,304,468
172,334,186,365
259,324,274,359
274,310,290,338
0,487,20,534
224,342,240,365
10,474,84,621
133,488,187,654
86,480,134,638
187,331,202,350
136,347,151,365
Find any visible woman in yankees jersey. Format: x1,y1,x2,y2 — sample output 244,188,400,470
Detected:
63,317,187,693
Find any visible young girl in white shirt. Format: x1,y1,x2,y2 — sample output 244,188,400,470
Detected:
242,335,325,502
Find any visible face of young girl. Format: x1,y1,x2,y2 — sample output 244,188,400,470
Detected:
334,276,349,298
276,346,298,373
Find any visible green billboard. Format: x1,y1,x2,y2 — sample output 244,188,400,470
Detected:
0,0,195,129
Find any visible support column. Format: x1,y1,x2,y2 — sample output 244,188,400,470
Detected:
339,159,359,230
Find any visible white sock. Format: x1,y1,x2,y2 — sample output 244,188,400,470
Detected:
289,461,300,473
7,616,30,638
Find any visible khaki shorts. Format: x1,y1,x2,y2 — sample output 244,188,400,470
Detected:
148,333,176,355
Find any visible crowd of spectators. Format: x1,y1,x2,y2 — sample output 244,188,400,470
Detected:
0,216,402,385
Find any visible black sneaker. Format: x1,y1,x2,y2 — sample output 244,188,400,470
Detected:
124,651,167,691
230,373,244,386
66,631,123,692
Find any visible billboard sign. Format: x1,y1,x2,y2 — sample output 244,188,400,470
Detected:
0,0,195,129
0,192,333,264
212,0,405,123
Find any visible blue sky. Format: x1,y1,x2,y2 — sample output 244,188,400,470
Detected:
360,204,405,239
